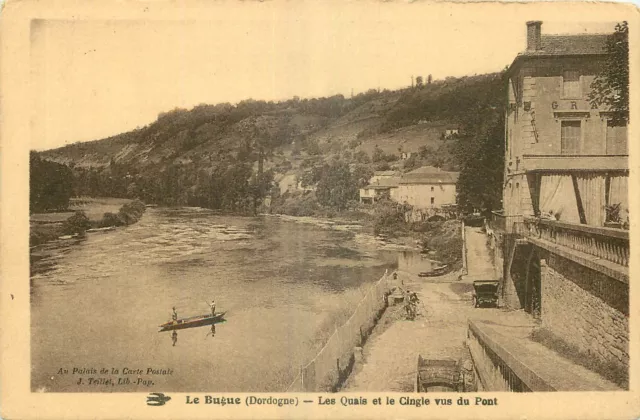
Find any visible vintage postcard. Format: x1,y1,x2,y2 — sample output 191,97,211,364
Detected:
1,0,639,418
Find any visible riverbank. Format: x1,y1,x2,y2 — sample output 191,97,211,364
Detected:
30,197,145,246
269,195,462,269
30,208,401,392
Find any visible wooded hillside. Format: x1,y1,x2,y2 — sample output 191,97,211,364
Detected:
37,72,506,214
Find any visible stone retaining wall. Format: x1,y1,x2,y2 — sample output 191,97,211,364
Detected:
540,253,629,369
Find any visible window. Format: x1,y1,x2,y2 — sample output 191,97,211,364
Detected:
562,71,581,98
606,120,628,155
430,186,434,192
430,197,435,205
561,121,581,154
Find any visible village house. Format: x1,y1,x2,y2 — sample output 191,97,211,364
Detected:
395,166,459,210
359,177,400,204
444,128,459,139
359,171,400,204
489,21,629,379
369,170,398,184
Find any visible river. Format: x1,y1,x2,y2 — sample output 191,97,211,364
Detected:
30,207,434,392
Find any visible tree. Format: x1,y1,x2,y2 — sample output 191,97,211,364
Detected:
352,165,374,188
452,72,506,213
372,145,384,162
315,161,358,210
30,152,74,213
427,74,433,84
589,21,629,125
416,76,424,88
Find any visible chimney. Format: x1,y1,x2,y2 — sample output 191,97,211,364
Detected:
526,21,542,51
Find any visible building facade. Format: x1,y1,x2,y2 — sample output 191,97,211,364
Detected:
396,166,458,210
358,166,459,210
490,22,629,379
359,171,400,204
503,21,628,228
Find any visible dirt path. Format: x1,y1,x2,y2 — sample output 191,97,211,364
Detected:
342,271,494,391
464,226,495,278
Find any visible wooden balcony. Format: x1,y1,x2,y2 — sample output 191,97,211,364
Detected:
521,217,629,282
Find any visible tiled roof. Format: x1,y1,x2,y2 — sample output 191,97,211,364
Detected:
365,177,400,189
521,34,610,57
399,166,459,185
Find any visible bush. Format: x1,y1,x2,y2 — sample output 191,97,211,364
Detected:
99,200,146,227
62,211,92,235
271,192,322,217
372,199,410,236
418,220,462,268
99,212,124,227
374,162,391,171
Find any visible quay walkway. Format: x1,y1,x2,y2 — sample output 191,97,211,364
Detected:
463,226,622,391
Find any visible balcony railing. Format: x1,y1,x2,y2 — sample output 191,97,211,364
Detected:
522,217,629,268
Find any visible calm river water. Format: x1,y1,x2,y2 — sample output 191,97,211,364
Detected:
30,207,433,392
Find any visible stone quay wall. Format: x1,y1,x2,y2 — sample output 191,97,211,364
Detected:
540,252,629,370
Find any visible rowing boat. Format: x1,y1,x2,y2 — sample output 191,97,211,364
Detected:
159,312,226,332
418,265,448,277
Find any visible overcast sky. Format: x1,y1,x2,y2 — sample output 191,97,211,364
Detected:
29,3,618,150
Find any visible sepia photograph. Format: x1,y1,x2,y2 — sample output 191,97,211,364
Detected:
1,0,638,418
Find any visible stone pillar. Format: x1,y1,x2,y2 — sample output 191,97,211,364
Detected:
539,258,548,324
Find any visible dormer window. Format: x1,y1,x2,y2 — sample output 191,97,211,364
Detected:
562,71,581,98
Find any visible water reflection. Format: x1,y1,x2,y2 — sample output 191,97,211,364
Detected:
169,323,218,347
397,250,435,274
31,209,399,392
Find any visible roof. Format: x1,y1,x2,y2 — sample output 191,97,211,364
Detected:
508,33,610,75
365,176,400,189
373,171,398,176
526,34,610,57
399,166,459,185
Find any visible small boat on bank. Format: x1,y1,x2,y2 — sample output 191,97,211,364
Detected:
58,233,79,240
418,265,448,277
86,226,116,233
159,312,226,332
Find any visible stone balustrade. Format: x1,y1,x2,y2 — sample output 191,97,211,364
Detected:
522,217,629,268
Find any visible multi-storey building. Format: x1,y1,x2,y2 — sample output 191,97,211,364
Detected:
490,21,629,381
503,21,628,228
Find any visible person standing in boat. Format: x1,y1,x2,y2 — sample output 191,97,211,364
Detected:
209,300,216,317
172,307,178,321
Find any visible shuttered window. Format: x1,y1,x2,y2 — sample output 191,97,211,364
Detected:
561,121,581,154
606,120,628,155
562,71,581,98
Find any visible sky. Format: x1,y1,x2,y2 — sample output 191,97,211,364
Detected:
28,3,622,151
